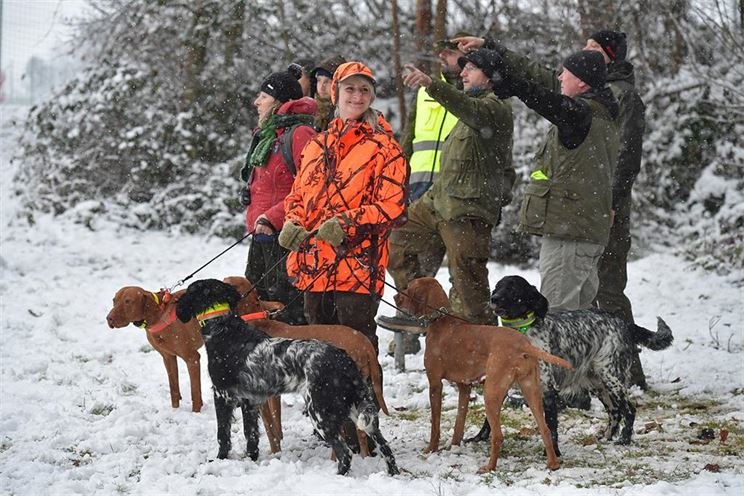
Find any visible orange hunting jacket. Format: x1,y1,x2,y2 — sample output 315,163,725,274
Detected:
284,114,409,296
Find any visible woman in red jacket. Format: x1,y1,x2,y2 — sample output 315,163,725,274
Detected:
278,62,409,353
240,70,317,324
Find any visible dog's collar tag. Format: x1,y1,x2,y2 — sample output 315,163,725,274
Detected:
501,311,536,334
196,303,232,326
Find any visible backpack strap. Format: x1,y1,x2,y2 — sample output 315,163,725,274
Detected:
278,124,306,176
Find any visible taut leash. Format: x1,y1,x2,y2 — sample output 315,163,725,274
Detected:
168,233,251,292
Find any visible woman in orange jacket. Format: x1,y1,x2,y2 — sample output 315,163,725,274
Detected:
278,62,409,353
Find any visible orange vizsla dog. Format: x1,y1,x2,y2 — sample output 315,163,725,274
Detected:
106,287,203,412
224,276,389,457
106,286,282,453
394,277,572,473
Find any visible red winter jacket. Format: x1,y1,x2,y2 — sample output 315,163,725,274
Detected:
245,97,317,233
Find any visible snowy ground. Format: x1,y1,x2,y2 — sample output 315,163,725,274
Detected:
1,105,743,495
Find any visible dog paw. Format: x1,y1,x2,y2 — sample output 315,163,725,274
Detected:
217,448,230,459
477,464,495,474
614,437,632,446
422,445,438,454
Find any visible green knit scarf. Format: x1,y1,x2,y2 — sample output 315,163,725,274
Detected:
241,113,314,181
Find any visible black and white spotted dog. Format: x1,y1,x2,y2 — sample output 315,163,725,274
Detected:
175,279,399,476
471,275,673,455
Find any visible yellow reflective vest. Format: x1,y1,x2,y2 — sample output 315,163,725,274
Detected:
409,83,458,201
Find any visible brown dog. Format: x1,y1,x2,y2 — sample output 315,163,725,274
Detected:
394,277,573,473
107,287,203,412
106,286,282,453
224,276,389,457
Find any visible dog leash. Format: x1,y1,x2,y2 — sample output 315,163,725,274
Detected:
168,233,251,292
239,230,319,300
378,278,471,325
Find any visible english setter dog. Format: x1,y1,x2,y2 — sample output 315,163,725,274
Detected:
175,279,398,476
470,275,673,455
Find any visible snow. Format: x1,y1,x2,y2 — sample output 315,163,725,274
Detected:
1,104,743,495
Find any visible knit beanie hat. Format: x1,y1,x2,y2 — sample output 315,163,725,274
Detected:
563,50,607,89
457,48,502,81
589,30,628,62
311,55,347,80
260,71,303,103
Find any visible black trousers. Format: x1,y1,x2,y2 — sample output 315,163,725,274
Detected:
303,291,381,355
245,234,306,325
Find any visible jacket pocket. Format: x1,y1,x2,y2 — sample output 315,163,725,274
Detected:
551,186,581,222
447,164,483,199
520,181,551,229
574,242,603,272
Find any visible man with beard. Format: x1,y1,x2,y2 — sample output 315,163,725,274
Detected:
380,33,469,356
378,48,515,362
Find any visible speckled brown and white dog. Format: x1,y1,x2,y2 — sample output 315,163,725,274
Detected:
175,278,399,476
480,275,674,455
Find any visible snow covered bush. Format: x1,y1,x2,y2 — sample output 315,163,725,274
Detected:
12,0,743,273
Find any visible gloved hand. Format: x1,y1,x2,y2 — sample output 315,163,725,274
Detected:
492,74,516,99
479,50,514,99
278,221,310,252
239,186,251,207
316,217,345,247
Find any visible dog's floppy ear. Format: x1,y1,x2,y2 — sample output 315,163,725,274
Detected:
175,292,196,323
527,282,549,318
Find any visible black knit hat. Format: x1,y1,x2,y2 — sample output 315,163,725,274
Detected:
311,55,346,79
563,50,607,89
589,30,628,62
457,48,502,80
260,71,303,103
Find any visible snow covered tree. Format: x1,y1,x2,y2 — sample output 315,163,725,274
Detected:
14,0,743,272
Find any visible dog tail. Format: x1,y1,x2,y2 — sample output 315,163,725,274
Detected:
526,346,573,369
631,317,674,351
369,359,389,416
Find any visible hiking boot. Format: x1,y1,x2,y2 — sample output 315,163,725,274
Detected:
387,333,421,356
376,314,425,334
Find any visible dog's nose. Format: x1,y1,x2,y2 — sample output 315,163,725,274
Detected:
106,312,115,328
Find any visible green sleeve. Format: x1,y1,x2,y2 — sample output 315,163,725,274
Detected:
498,47,561,94
425,79,508,130
400,93,418,160
612,86,646,207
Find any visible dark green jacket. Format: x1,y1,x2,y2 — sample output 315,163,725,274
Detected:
607,61,645,211
520,98,619,245
490,44,620,245
487,36,644,212
420,79,515,223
